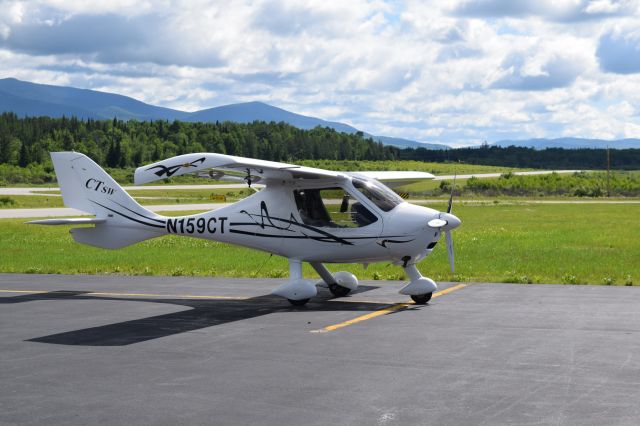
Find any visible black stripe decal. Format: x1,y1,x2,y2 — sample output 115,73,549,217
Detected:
229,229,356,245
110,200,166,224
90,200,166,229
377,238,416,248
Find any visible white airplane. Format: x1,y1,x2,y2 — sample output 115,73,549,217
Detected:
29,152,461,306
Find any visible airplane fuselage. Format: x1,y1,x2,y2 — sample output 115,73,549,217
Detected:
159,177,445,265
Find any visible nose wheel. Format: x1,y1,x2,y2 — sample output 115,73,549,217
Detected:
410,293,432,304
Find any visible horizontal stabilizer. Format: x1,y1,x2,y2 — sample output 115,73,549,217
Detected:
71,225,163,249
26,218,106,226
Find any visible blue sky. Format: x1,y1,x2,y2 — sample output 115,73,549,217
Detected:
1,0,639,146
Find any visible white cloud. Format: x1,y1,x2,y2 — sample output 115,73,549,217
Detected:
0,0,638,145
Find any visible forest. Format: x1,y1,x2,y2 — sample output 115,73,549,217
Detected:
0,113,396,168
400,143,639,170
0,113,638,184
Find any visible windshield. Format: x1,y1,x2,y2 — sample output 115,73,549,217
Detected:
352,178,403,212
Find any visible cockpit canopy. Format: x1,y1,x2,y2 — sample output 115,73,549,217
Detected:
293,178,403,229
351,178,403,212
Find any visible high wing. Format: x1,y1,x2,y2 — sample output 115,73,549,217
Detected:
347,171,435,188
134,153,345,185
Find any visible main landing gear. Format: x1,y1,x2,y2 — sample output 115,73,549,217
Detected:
311,263,359,299
271,260,361,306
271,259,318,307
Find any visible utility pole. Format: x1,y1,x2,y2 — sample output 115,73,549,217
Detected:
606,146,611,198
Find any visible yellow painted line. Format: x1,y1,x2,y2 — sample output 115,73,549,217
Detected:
0,289,248,300
311,303,410,333
432,283,468,298
311,284,468,333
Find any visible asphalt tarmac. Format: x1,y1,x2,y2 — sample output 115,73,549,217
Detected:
2,274,640,425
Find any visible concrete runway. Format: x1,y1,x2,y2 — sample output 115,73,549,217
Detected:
2,274,640,425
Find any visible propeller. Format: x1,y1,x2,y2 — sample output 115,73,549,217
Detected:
446,173,456,273
445,229,454,273
447,173,456,214
427,173,459,274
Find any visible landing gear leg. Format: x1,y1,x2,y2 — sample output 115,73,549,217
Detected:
310,262,358,298
271,259,317,306
399,263,437,304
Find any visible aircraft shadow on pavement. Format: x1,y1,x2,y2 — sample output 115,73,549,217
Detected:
1,286,421,346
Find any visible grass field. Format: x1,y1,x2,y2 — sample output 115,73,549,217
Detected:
1,203,637,286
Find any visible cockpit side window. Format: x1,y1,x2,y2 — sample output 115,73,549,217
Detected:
294,187,378,228
352,179,403,212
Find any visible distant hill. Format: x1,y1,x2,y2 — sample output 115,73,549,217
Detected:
0,89,97,119
371,135,448,150
0,77,449,149
493,137,640,150
185,101,359,134
0,77,187,121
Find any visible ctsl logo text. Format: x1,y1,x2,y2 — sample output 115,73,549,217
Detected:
85,178,116,195
166,216,228,235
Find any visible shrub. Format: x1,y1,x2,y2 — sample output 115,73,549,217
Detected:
602,276,615,285
171,267,185,276
0,196,16,206
266,269,287,278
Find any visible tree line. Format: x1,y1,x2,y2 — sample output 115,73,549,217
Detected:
0,113,397,168
0,113,638,171
399,144,639,170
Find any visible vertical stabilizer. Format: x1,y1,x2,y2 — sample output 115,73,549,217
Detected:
46,152,167,248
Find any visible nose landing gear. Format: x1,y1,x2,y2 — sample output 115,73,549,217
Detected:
400,263,437,304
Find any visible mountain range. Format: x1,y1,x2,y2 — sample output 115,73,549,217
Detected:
0,78,446,150
0,77,638,150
